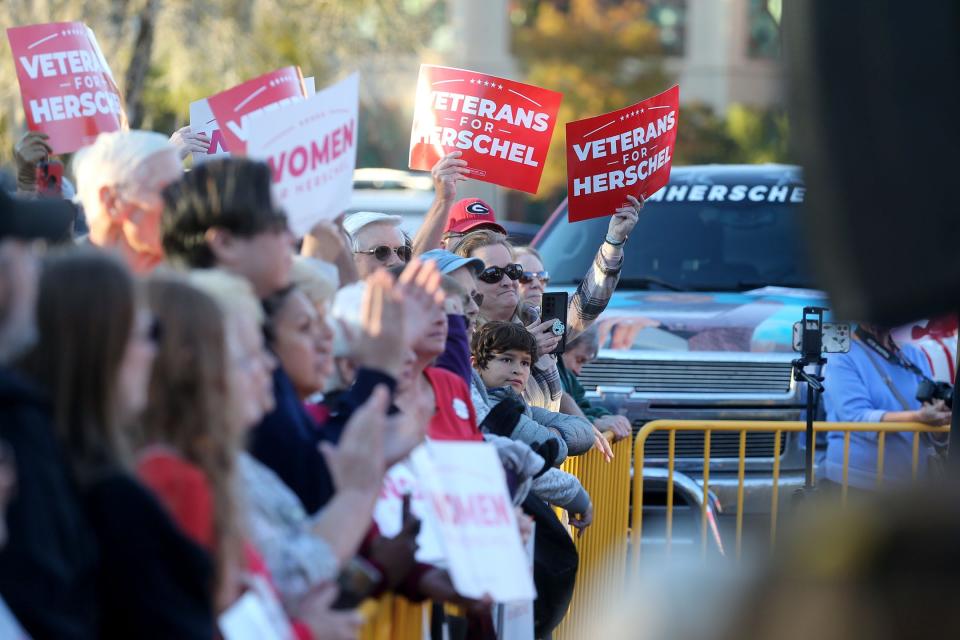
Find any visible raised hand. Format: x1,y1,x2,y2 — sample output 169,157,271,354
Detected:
14,131,52,167
169,125,211,160
607,194,645,244
397,257,445,346
352,270,408,378
432,151,469,203
303,219,351,262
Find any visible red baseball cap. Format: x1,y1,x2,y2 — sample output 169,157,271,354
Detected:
444,198,507,235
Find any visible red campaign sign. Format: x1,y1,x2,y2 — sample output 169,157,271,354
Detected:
408,65,563,194
565,85,679,222
207,67,306,154
7,22,125,154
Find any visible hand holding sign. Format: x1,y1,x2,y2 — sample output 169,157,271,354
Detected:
246,73,359,236
369,494,421,589
432,150,470,203
207,66,307,155
566,85,679,222
409,65,562,194
7,21,125,153
169,125,210,160
607,194,645,244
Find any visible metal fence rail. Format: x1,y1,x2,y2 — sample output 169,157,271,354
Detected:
555,432,633,640
631,419,950,570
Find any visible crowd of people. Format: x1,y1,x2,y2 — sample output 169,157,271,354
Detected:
0,127,644,640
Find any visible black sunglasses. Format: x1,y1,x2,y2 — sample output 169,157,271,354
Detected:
354,245,412,263
478,263,523,284
519,270,550,285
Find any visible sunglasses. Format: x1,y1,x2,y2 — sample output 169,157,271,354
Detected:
354,245,412,263
520,270,550,285
478,263,523,284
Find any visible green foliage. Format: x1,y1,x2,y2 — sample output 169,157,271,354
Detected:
511,0,672,201
675,101,790,166
0,0,444,169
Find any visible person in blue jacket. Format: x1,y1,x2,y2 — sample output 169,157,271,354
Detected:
822,323,951,490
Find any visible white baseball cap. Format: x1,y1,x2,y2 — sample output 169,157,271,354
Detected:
342,211,403,238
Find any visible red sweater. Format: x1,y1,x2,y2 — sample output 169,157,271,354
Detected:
137,447,313,640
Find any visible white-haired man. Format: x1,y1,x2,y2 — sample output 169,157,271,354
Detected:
342,211,410,278
73,130,181,273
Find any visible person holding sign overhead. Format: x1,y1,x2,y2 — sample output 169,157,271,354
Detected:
452,194,644,414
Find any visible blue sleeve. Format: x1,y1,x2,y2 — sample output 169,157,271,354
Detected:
321,368,398,443
434,315,473,387
823,353,886,423
903,344,935,379
249,369,336,514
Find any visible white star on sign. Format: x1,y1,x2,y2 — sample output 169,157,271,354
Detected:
498,84,503,89
470,79,475,84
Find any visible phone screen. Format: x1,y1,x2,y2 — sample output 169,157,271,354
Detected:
539,292,569,355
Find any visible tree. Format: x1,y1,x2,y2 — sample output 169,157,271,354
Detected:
511,0,672,211
0,0,446,165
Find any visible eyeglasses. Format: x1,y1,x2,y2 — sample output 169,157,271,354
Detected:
469,291,484,307
520,270,550,285
477,263,523,284
354,245,412,263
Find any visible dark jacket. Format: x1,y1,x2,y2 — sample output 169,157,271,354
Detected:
434,314,472,387
249,364,396,514
0,367,98,640
557,357,610,420
83,472,213,640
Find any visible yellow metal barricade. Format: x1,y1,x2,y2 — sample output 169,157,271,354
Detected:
631,420,949,570
358,594,425,640
555,432,633,640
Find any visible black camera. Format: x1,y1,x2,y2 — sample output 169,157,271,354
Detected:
916,379,954,409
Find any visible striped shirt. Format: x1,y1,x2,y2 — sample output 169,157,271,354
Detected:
524,247,623,411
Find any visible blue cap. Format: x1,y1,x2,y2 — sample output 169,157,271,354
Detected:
420,249,484,275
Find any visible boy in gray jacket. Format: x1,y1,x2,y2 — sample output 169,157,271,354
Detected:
471,321,594,532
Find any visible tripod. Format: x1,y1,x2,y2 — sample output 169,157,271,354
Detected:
793,307,831,494
793,354,825,491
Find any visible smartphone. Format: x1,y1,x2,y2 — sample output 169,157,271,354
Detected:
539,291,569,355
36,160,63,197
791,321,851,354
331,556,382,610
